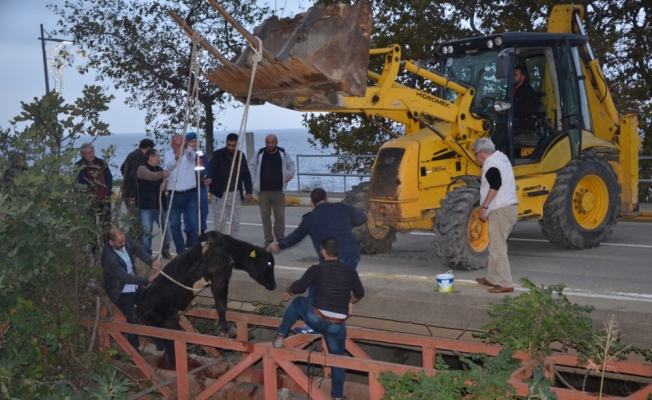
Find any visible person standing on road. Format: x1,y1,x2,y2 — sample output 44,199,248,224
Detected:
121,139,155,224
249,134,296,247
136,149,172,259
204,133,252,239
164,134,199,254
273,237,364,400
101,227,161,351
270,187,367,334
182,132,210,247
472,138,519,293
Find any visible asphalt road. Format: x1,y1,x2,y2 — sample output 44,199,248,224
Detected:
202,203,652,300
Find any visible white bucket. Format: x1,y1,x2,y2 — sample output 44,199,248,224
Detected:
436,270,454,293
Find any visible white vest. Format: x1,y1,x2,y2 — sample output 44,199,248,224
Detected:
480,151,518,214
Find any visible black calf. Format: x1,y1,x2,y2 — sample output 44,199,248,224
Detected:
137,231,276,366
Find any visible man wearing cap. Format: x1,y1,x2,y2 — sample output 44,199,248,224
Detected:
182,132,210,247
164,134,199,254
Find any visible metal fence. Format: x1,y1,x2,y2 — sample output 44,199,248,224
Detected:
295,154,375,192
295,154,652,188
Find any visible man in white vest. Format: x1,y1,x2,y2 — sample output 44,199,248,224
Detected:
472,138,519,293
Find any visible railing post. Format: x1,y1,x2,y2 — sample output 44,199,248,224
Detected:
175,340,190,400
296,155,301,191
263,355,278,400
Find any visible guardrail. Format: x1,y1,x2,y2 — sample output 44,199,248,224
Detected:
295,154,374,192
94,303,652,399
295,154,652,187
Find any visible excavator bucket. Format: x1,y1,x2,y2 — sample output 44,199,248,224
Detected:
168,1,372,106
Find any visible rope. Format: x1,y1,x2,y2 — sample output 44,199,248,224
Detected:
219,36,264,234
148,30,208,293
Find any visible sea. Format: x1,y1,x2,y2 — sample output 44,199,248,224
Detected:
85,128,369,193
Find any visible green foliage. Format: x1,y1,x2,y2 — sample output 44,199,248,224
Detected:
474,278,595,357
378,349,520,399
0,88,121,398
527,361,558,400
51,0,272,156
83,366,131,399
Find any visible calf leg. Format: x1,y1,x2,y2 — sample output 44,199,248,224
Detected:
210,266,233,337
159,317,182,368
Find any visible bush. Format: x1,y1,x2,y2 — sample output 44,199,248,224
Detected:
0,87,124,397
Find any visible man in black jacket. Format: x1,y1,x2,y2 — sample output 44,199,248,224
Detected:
273,237,364,400
270,187,367,334
512,66,539,136
136,149,172,259
204,133,252,239
121,139,154,220
101,227,161,350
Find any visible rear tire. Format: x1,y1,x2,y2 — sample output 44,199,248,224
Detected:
343,182,397,254
539,151,620,249
434,185,489,270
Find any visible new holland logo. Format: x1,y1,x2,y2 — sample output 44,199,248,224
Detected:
416,92,450,108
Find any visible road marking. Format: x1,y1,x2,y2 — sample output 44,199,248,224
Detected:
272,265,652,303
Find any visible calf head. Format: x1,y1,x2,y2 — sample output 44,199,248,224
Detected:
201,231,276,291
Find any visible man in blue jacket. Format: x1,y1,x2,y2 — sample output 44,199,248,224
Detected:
101,227,161,351
270,187,367,333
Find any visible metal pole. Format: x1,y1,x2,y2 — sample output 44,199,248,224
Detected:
296,155,300,191
40,24,50,94
245,131,254,161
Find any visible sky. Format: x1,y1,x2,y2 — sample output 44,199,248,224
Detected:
0,0,309,134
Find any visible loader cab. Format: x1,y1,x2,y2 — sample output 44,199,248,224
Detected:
437,32,590,166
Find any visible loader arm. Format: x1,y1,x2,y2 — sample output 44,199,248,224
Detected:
168,2,489,158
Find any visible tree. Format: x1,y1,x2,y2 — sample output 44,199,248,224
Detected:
303,0,651,201
51,0,271,156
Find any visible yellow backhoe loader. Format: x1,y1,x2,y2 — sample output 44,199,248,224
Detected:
170,2,641,270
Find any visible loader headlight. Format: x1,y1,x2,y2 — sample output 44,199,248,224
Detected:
487,40,494,49
447,45,454,54
442,46,448,54
495,36,503,46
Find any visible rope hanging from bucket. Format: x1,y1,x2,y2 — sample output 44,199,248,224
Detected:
218,36,264,235
151,29,208,292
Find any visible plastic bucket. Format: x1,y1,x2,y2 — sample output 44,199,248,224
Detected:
436,270,454,293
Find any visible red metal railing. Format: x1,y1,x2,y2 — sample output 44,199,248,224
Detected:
95,305,652,399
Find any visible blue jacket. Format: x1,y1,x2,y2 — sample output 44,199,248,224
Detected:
208,147,252,199
75,156,113,198
279,202,367,260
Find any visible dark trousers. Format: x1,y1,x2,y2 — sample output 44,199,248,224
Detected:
114,287,165,351
114,288,144,351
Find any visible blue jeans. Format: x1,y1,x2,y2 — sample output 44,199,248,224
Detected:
140,209,173,255
183,186,209,233
308,256,359,301
168,191,199,254
277,296,347,398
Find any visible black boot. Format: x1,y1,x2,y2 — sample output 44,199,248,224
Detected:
185,232,192,249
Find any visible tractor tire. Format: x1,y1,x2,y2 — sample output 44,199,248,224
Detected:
539,151,620,249
342,182,397,254
434,185,489,270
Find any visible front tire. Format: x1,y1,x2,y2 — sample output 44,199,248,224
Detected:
539,151,620,249
434,185,489,270
343,182,397,254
